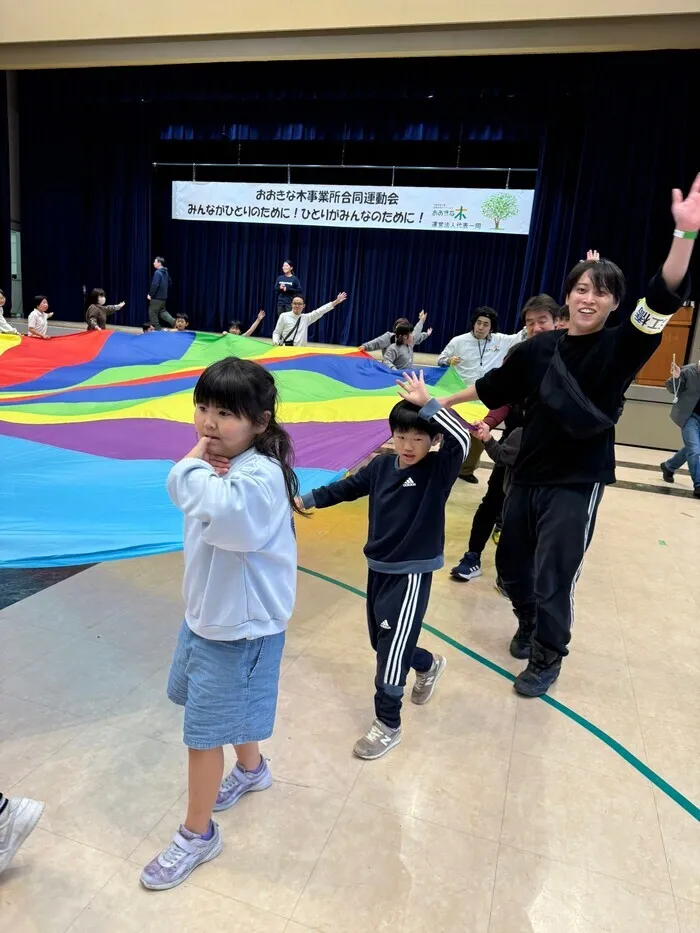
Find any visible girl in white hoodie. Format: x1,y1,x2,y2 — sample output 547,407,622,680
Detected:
141,357,299,891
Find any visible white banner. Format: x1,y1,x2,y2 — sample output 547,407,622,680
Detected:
172,181,534,235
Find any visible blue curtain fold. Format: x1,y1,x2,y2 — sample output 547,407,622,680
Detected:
16,51,700,351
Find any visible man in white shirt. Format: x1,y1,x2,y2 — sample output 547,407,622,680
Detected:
273,292,348,347
27,295,53,339
438,307,524,482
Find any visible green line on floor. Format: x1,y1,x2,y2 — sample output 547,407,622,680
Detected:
298,564,700,824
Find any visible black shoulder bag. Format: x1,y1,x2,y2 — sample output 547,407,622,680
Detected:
539,338,618,439
282,316,302,347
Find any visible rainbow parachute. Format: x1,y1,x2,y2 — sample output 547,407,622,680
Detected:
0,331,481,567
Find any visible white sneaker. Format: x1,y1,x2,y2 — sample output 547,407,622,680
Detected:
0,797,45,874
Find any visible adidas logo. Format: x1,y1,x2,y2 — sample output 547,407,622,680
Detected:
380,620,391,630
402,477,417,488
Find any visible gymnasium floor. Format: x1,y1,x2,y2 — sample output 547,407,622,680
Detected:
1,320,699,930
1,449,699,932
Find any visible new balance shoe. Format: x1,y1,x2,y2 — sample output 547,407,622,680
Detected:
213,758,273,812
450,552,483,582
353,719,401,760
660,461,675,483
513,643,562,697
140,823,222,890
412,655,447,705
0,797,44,875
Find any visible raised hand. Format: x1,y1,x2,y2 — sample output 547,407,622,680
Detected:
585,249,600,262
425,327,433,337
672,173,700,232
334,292,348,306
257,309,266,321
418,310,427,323
396,370,431,407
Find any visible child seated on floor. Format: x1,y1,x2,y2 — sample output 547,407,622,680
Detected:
170,313,190,332
380,322,433,370
361,310,431,354
142,322,155,333
298,370,470,761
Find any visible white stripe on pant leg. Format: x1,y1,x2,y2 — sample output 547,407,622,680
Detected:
388,574,422,686
384,574,418,688
569,483,602,631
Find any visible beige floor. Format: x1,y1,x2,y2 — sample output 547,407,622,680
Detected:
1,458,700,931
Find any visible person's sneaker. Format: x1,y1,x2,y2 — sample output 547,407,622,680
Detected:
353,719,401,760
509,624,533,660
494,577,509,599
459,473,479,484
213,759,273,812
450,552,483,582
694,486,700,499
513,643,562,697
491,528,501,545
0,797,44,874
412,655,447,705
140,823,222,891
660,462,675,483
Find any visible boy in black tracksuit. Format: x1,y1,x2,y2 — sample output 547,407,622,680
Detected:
419,178,699,698
301,371,471,760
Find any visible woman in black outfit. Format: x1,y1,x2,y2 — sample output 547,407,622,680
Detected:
275,261,302,317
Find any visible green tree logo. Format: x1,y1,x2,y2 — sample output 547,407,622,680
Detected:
481,192,519,230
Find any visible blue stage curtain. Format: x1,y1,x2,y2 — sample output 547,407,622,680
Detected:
17,52,700,350
0,73,11,308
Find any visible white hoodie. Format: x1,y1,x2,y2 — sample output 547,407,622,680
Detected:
167,447,297,641
437,330,524,386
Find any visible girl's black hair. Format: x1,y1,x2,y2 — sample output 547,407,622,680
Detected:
33,295,48,309
142,321,154,331
563,258,626,306
282,259,294,272
470,306,499,335
228,320,243,332
193,357,303,515
85,287,105,310
389,401,441,439
176,312,189,321
390,322,412,346
392,316,410,330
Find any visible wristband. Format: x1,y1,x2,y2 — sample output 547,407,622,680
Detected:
673,229,698,240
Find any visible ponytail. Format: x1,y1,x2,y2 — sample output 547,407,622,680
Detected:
254,417,304,516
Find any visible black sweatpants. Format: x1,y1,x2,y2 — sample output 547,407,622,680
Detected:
367,570,434,730
496,483,604,657
466,462,506,556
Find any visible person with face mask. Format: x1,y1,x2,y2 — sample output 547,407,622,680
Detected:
85,288,126,331
438,308,525,482
403,175,700,697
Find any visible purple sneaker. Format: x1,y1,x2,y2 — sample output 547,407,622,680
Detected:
140,823,222,891
213,759,273,812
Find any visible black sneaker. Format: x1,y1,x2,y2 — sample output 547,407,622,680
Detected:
509,624,533,660
660,462,674,483
694,486,700,499
460,473,479,484
514,643,562,697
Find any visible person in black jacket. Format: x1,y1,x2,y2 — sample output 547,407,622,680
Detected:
404,175,700,698
148,257,175,330
299,372,471,760
275,260,302,317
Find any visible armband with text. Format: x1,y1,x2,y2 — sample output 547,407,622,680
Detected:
630,299,671,335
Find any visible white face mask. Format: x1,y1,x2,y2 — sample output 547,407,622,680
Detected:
97,296,106,306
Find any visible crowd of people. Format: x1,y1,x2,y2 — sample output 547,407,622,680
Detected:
1,176,698,888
